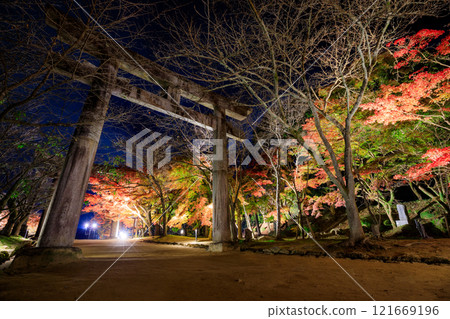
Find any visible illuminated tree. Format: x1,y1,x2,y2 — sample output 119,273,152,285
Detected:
394,147,450,224
83,167,146,236
168,161,213,235
360,29,450,232
362,29,450,129
161,0,446,245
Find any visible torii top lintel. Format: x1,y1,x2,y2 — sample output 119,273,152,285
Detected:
45,5,251,121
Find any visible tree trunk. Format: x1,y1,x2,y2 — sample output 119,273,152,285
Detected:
275,170,281,240
295,193,304,239
343,119,365,245
212,107,231,243
237,207,242,239
378,189,396,229
111,220,119,238
343,134,364,244
37,59,118,248
146,210,152,231
418,184,450,236
329,205,336,215
12,216,26,236
229,203,237,241
0,173,28,213
383,203,396,229
19,218,30,237
154,221,161,236
35,209,46,239
208,226,213,240
35,181,55,238
229,201,237,241
418,185,450,215
371,224,381,238
295,189,313,239
161,200,167,237
409,182,423,201
162,212,167,236
0,199,17,236
244,210,254,238
344,191,365,245
255,211,261,237
304,212,314,238
0,216,15,236
296,210,303,239
12,214,29,236
363,189,381,238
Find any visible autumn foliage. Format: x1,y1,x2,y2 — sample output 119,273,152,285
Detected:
363,30,450,126
72,30,450,239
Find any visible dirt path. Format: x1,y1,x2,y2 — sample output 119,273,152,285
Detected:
0,239,449,301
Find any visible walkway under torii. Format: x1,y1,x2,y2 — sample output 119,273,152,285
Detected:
36,6,251,251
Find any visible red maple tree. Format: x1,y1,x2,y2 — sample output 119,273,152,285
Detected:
83,167,149,235
362,29,450,127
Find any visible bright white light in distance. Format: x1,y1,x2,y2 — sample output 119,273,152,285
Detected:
84,223,89,229
92,223,98,229
119,231,128,240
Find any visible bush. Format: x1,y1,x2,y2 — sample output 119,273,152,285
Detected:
0,251,10,264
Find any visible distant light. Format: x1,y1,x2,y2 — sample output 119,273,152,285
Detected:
84,223,89,229
180,229,185,236
119,231,128,240
92,223,98,229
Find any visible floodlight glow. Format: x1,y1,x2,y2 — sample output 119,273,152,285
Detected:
119,231,128,240
92,223,98,229
84,223,89,229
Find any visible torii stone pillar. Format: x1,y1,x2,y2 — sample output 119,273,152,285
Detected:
211,107,231,249
37,59,119,248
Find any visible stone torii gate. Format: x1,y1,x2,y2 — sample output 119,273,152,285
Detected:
36,6,251,252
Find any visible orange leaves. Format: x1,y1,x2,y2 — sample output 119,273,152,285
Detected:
436,34,450,55
359,168,382,178
249,179,272,197
241,168,273,198
302,118,320,144
364,30,450,125
83,167,150,225
362,68,450,125
170,196,212,228
304,190,345,218
89,177,101,185
396,147,450,181
302,117,342,146
292,165,317,191
187,197,212,227
26,212,41,234
423,147,450,162
389,29,445,69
